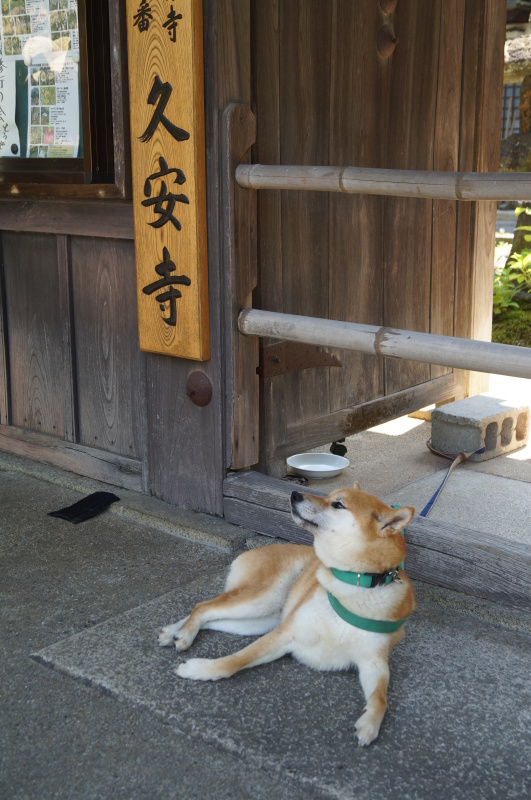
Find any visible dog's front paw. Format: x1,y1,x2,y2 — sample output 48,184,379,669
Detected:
355,710,381,747
158,616,189,647
175,658,219,681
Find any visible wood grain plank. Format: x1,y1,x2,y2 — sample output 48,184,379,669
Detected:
279,0,332,429
221,105,259,469
454,0,506,397
274,374,459,460
252,0,286,472
328,0,386,410
383,0,441,393
126,0,210,359
56,235,77,442
0,425,143,492
108,0,131,198
3,233,68,438
0,200,134,239
71,237,148,460
430,0,464,379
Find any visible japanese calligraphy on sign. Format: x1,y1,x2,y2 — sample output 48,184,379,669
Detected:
126,0,209,360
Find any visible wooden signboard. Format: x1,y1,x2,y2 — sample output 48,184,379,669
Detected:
126,0,209,360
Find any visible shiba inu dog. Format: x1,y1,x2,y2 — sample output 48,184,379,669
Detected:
159,484,415,745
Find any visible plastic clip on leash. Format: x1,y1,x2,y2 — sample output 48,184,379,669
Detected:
419,441,487,518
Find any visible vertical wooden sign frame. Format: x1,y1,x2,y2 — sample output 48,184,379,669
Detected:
126,0,209,360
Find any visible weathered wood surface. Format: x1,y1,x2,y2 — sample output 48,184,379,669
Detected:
250,0,505,473
0,425,143,492
328,0,385,413
383,0,439,394
126,0,210,360
279,0,332,433
109,0,131,199
430,0,464,380
0,201,134,239
454,0,505,399
274,374,459,460
3,233,72,439
71,237,148,462
56,235,77,443
223,471,531,611
252,0,284,472
238,310,531,379
221,104,259,469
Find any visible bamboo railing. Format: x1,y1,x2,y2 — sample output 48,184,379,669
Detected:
236,164,531,201
238,310,531,379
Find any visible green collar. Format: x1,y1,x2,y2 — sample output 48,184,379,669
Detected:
328,507,409,633
327,591,409,633
331,566,400,588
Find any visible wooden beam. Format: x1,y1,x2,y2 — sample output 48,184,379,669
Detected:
236,163,531,201
274,374,459,460
0,425,143,492
0,200,134,239
223,470,531,612
238,309,531,379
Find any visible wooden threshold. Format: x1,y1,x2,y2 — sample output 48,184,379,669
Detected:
224,470,531,613
0,425,143,492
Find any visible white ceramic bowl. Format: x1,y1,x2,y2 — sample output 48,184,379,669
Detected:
286,452,349,479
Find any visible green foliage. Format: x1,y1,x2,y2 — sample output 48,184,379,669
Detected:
492,307,531,348
505,249,531,288
493,237,531,316
493,264,520,315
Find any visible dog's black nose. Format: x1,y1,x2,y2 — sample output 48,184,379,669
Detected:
291,490,304,503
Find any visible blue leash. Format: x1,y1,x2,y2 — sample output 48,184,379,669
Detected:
419,442,486,518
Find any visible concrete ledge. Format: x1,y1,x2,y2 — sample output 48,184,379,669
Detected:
0,451,254,554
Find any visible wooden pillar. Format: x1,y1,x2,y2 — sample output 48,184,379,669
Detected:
454,0,505,398
128,0,252,513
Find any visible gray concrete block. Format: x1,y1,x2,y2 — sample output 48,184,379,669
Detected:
431,395,530,461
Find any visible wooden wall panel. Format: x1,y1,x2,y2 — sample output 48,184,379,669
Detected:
279,0,332,428
383,0,441,394
3,233,72,438
252,0,285,471
454,0,505,397
71,237,147,461
430,0,465,380
328,0,387,411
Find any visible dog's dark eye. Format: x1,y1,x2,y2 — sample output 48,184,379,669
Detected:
332,501,345,510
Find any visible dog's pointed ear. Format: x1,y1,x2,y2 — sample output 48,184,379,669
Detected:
377,505,414,535
352,480,360,490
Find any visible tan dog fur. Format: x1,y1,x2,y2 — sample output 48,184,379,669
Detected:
159,484,415,745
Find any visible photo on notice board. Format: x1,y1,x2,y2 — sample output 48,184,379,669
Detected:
0,0,80,158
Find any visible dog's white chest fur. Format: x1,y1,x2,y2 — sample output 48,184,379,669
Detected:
283,586,389,672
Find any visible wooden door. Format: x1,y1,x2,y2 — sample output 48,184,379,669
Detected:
251,0,505,475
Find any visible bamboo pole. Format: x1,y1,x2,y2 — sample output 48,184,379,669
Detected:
238,309,531,380
236,164,531,201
